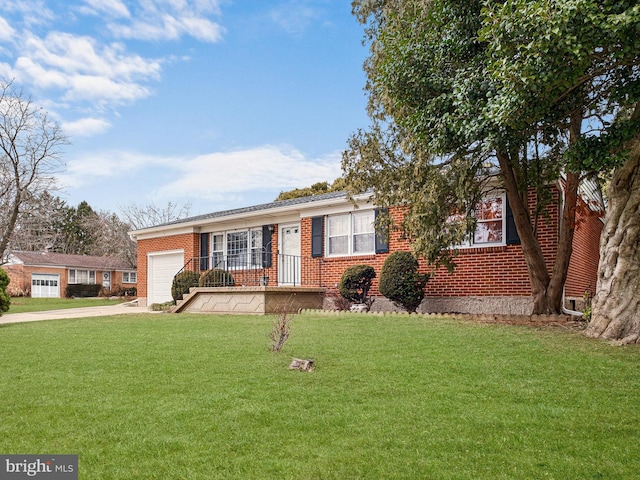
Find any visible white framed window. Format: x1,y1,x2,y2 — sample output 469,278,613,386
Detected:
122,271,137,283
454,193,506,248
68,269,96,284
209,228,263,269
211,233,224,268
327,210,375,256
473,196,504,244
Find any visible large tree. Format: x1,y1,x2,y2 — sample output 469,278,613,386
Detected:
345,0,638,318
119,200,192,230
345,0,579,314
0,81,68,260
480,1,640,340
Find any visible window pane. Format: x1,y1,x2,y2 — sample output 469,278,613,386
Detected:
251,229,262,249
354,233,375,253
474,220,503,244
328,216,349,236
329,236,348,255
212,252,224,269
212,234,224,252
353,211,374,234
476,197,503,220
227,231,248,267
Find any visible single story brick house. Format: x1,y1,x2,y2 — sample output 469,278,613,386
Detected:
130,183,603,315
2,251,137,298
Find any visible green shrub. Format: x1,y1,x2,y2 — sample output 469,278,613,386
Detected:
339,264,376,306
66,284,102,298
0,269,10,314
199,269,235,287
379,251,429,313
171,270,199,302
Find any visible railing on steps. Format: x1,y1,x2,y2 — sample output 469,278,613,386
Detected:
174,253,322,289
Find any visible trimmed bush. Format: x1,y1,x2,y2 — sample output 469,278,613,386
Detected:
339,264,376,306
379,251,429,313
66,284,102,298
171,270,199,302
0,269,10,314
199,269,235,288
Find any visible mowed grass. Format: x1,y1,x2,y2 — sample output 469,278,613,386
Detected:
1,312,639,479
7,297,125,313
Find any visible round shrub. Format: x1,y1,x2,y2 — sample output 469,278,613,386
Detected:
0,269,10,315
379,251,429,313
339,264,376,305
171,270,199,302
199,268,235,287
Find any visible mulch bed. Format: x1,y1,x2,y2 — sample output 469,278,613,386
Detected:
449,313,588,331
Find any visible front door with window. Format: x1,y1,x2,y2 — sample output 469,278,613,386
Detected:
279,224,301,285
102,272,111,290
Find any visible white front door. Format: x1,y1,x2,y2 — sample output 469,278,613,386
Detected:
279,224,301,285
102,272,111,290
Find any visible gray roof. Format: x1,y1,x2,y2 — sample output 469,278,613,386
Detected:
10,251,134,270
152,190,349,228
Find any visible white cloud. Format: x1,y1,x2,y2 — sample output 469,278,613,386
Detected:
58,145,343,209
0,16,16,42
269,1,320,36
106,0,224,42
13,32,161,105
79,0,130,18
62,117,112,137
157,144,342,200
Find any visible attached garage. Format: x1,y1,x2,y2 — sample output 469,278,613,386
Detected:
31,273,60,298
147,250,184,305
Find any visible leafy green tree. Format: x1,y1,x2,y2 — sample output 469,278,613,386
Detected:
275,179,346,201
0,268,10,314
478,0,640,340
345,0,638,320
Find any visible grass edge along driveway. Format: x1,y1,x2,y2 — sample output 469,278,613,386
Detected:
0,312,638,479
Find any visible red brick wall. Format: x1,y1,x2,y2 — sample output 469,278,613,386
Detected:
565,198,603,298
136,185,601,303
136,233,198,298
2,264,135,297
302,188,562,298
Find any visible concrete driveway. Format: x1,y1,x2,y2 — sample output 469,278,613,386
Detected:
0,303,157,325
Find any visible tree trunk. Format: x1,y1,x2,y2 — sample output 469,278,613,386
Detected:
497,152,554,313
585,142,640,343
547,171,579,310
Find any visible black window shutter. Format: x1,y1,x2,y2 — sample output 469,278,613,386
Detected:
505,196,521,245
375,208,390,253
262,225,273,268
311,217,323,258
200,233,209,270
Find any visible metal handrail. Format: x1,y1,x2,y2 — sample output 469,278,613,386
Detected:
174,253,322,289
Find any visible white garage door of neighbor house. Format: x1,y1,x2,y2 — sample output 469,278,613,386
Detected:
31,273,60,298
148,251,184,305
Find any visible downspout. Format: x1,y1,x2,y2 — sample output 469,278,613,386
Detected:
559,178,583,317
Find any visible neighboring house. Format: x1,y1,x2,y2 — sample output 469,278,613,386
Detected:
131,184,603,315
2,251,137,298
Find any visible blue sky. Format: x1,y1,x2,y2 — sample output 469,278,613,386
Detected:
0,0,370,216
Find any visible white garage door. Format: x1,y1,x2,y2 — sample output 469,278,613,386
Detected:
148,250,184,305
31,273,60,298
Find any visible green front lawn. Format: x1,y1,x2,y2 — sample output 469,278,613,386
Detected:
0,313,638,479
7,297,125,313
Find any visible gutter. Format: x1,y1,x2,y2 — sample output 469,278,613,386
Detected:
559,178,583,318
